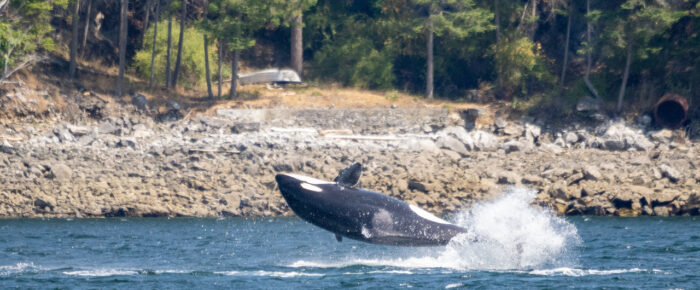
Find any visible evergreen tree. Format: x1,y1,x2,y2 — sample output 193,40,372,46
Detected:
412,0,494,98
269,0,317,77
1,0,69,82
600,0,684,112
206,0,270,98
69,0,80,79
116,0,128,97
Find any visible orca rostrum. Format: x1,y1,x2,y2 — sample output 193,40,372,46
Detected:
275,163,468,246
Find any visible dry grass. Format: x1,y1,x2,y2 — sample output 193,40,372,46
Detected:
4,55,502,126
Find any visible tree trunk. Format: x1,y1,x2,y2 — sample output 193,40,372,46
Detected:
616,44,633,113
81,0,92,56
171,0,186,88
69,0,80,78
3,54,8,79
203,0,213,99
229,50,240,99
426,17,434,99
149,0,160,89
494,0,502,90
529,0,537,40
116,0,128,97
141,0,152,42
583,0,600,100
559,3,571,87
290,12,303,77
518,1,529,35
204,35,213,99
494,0,500,44
165,15,172,88
217,41,222,98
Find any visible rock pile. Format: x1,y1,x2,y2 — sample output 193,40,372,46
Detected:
0,106,697,218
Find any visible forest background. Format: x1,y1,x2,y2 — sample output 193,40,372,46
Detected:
1,0,699,120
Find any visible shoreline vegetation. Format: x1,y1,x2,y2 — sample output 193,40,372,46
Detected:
1,1,699,218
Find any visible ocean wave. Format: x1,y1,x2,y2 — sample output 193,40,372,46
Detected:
289,258,447,269
63,269,139,277
528,267,646,277
62,268,194,277
215,270,324,278
367,270,414,275
153,269,194,274
445,283,464,289
0,262,41,276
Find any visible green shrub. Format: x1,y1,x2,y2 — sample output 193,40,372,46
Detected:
385,90,399,101
311,15,395,90
493,37,554,98
313,40,394,90
352,49,395,90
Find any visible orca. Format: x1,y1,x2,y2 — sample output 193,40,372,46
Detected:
275,163,468,246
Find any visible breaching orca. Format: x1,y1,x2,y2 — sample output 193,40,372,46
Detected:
275,163,468,246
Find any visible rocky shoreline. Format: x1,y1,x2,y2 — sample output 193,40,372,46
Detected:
1,95,698,218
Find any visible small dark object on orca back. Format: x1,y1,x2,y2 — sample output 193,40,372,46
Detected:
333,162,362,187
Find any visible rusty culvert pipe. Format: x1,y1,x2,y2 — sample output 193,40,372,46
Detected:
654,93,689,129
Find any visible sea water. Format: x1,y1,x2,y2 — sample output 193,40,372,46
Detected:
1,188,698,288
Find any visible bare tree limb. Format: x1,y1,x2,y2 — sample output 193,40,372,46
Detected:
1,55,48,83
3,25,34,78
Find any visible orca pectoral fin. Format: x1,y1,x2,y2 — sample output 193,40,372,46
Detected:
335,234,343,242
334,163,362,187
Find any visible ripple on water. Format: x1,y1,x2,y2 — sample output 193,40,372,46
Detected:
214,270,324,278
0,262,41,276
528,267,647,277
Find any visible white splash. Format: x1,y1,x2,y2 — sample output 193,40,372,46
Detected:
367,270,414,275
290,187,581,271
440,187,581,270
529,267,645,277
0,262,41,276
215,270,324,278
63,269,139,277
154,269,194,274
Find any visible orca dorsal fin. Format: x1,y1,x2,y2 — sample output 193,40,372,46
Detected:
335,234,343,242
334,163,362,187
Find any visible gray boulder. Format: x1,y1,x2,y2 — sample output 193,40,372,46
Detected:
49,164,72,181
564,132,579,144
440,126,474,150
131,93,150,112
581,165,602,181
436,135,469,157
659,164,681,183
524,123,541,143
54,126,74,143
576,96,601,112
649,129,673,143
494,118,507,129
471,130,499,151
501,140,527,153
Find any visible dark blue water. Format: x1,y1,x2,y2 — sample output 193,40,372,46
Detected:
1,190,699,289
